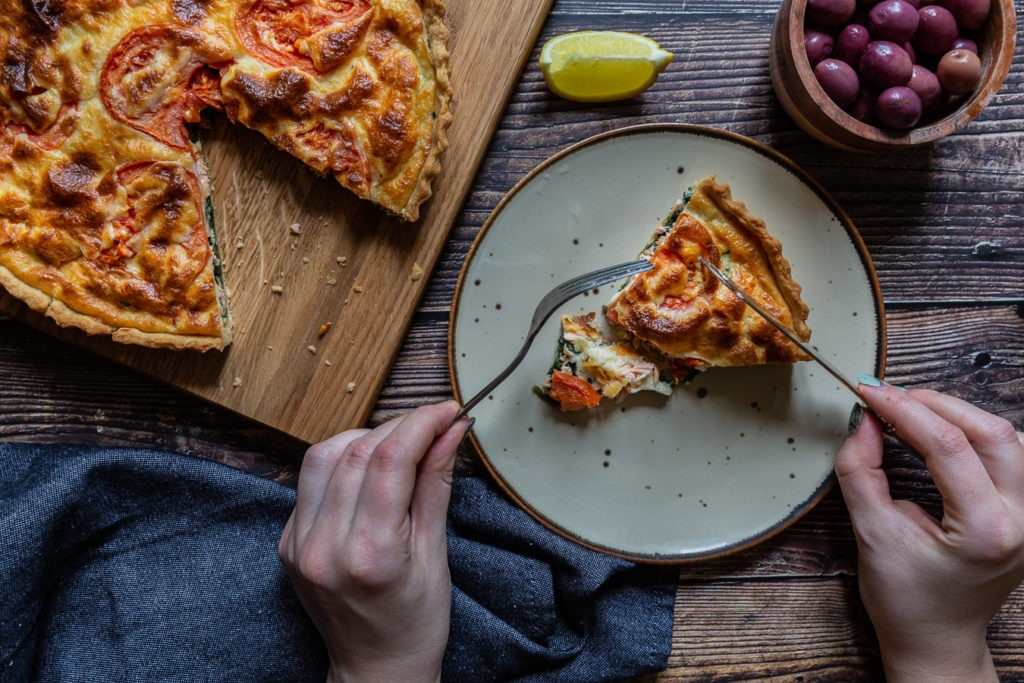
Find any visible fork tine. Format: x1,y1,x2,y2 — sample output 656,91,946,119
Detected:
457,258,653,418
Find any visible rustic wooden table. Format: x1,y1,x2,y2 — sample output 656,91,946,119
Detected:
3,0,1023,679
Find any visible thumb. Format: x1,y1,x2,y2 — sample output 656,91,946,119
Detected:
411,416,470,545
835,405,896,526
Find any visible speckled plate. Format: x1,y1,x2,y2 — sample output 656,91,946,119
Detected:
448,124,885,563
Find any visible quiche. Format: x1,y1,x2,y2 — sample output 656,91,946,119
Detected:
0,0,451,350
543,312,671,411
541,176,811,411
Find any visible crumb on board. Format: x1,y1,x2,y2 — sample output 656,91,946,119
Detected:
337,256,348,266
232,377,242,388
318,322,333,336
410,263,424,281
324,360,332,366
345,382,356,393
302,257,310,264
289,222,301,235
352,285,363,293
270,285,284,294
307,345,317,354
326,277,337,286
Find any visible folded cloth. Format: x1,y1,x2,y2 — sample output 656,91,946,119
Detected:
0,443,677,682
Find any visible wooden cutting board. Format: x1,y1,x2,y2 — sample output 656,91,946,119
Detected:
0,1,553,444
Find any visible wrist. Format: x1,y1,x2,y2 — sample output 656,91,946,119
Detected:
881,638,998,683
327,659,443,683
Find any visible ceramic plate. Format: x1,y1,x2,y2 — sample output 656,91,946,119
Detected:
449,124,885,563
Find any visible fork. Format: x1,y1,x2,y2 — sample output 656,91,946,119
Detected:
455,258,654,418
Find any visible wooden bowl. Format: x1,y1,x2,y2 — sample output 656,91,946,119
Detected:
770,0,1016,151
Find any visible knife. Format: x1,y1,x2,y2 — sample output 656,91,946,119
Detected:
699,257,907,443
698,257,865,402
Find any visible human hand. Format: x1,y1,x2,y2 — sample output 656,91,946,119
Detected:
835,380,1024,683
278,400,470,683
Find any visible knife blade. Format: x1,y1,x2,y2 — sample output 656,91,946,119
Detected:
699,257,907,444
698,257,864,402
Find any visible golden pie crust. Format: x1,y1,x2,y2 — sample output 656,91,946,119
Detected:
606,176,811,376
0,0,451,350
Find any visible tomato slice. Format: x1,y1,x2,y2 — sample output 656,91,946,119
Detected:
235,0,371,71
101,24,225,150
0,103,78,158
548,370,602,411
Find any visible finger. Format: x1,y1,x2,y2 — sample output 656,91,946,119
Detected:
910,389,1024,493
835,407,899,533
411,416,471,549
859,383,1001,521
290,428,370,534
296,418,404,539
354,401,461,533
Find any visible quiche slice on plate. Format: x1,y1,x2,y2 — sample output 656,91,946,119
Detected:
541,176,811,411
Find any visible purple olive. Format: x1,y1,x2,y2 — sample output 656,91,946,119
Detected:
937,48,983,94
952,36,979,53
845,88,878,122
814,58,861,106
808,0,857,26
907,64,945,112
938,0,990,29
913,5,959,54
875,86,923,128
834,24,871,65
859,41,914,88
868,0,920,42
805,27,836,64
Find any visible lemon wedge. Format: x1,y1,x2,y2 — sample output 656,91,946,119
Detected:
539,30,674,103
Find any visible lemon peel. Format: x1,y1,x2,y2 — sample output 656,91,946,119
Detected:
539,30,674,103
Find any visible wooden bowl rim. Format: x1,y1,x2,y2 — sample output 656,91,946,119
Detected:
784,0,1017,146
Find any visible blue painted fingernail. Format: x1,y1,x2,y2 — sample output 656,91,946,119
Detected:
848,403,864,434
857,373,883,387
857,373,907,391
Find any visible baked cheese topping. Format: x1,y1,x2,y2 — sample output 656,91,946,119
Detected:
0,0,451,349
607,176,811,376
541,177,811,411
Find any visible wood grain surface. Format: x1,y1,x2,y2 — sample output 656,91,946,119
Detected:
0,0,554,444
3,0,1024,680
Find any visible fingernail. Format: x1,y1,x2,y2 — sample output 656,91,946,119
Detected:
857,372,907,391
460,418,476,443
857,373,883,387
848,403,864,434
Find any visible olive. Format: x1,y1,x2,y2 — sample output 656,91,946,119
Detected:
834,24,871,65
805,27,836,64
814,58,861,106
913,5,959,54
952,36,979,53
868,0,920,42
844,88,878,122
937,48,982,95
938,0,990,30
859,41,913,89
907,64,945,112
808,0,857,26
875,86,923,128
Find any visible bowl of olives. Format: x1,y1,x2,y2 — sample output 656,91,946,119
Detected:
770,0,1016,151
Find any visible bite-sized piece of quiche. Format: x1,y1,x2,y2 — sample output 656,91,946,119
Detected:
606,176,811,381
540,313,671,411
